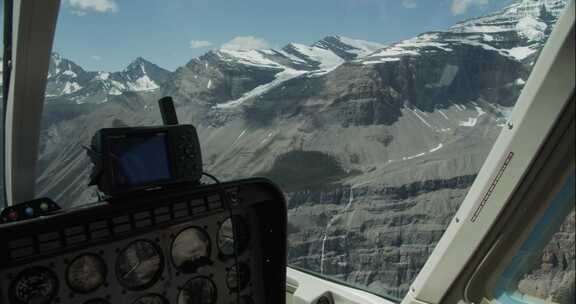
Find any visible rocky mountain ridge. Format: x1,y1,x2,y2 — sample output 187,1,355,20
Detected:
44,54,170,104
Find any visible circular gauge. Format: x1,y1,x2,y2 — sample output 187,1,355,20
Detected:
226,262,251,292
177,277,217,304
10,266,58,304
171,226,211,273
84,299,111,304
217,216,250,257
116,240,163,290
133,294,169,304
66,253,107,293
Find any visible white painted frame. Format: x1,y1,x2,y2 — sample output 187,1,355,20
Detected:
4,0,61,206
287,267,397,304
402,2,575,303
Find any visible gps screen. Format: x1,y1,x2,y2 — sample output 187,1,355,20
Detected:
110,133,172,186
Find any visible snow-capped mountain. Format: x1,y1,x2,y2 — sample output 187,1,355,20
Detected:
209,36,384,72
451,0,565,40
46,53,92,96
448,0,565,60
160,36,386,108
42,35,385,106
313,35,386,60
45,54,170,103
159,0,566,111
361,0,564,66
120,57,171,92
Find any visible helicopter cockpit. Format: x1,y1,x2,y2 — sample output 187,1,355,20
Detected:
0,1,574,304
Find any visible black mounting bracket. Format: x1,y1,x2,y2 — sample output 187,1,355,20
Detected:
158,96,179,125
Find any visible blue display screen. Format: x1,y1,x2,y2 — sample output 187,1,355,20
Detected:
111,133,172,186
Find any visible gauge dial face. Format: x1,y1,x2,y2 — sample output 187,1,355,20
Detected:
67,253,107,293
171,227,211,272
133,294,169,304
116,240,163,290
226,262,251,292
177,277,217,304
10,267,58,304
217,216,249,257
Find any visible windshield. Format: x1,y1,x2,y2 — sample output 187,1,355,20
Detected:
33,0,570,299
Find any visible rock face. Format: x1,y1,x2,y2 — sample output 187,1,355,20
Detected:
518,211,575,302
28,0,573,300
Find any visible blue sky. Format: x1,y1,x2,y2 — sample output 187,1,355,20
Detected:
51,0,513,71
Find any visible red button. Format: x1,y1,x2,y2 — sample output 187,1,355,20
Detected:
8,211,18,220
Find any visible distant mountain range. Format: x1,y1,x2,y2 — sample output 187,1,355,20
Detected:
45,54,170,103
10,0,572,299
36,35,384,104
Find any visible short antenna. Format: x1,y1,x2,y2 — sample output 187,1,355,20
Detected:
158,96,179,125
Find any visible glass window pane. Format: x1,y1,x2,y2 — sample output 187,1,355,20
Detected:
517,210,575,303
31,0,571,300
495,174,575,304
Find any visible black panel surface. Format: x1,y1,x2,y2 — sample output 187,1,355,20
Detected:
0,178,287,304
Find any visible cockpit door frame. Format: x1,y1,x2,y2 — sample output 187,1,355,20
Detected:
401,2,575,303
3,0,60,206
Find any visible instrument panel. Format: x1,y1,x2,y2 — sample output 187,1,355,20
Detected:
0,179,286,304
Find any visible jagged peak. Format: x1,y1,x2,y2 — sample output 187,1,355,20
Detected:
451,0,567,30
126,56,154,69
280,42,312,54
314,35,383,46
291,42,310,48
123,57,170,78
311,36,385,60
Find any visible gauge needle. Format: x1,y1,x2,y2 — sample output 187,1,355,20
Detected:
124,259,142,278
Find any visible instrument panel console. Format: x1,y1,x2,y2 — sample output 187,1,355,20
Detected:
0,178,286,304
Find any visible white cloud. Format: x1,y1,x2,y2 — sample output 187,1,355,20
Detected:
451,0,488,15
190,40,213,49
67,0,118,14
91,55,102,61
221,36,270,51
402,0,417,9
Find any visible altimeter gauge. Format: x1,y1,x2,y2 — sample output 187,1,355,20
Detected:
66,253,107,293
10,266,58,304
116,240,163,290
171,226,211,273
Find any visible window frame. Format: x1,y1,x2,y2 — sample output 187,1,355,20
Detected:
287,267,398,304
403,2,575,303
460,99,576,303
2,0,60,207
2,0,14,209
